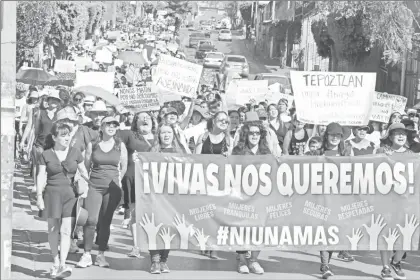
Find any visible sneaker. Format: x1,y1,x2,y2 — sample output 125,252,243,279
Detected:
76,253,93,268
127,247,141,258
95,254,110,268
50,265,59,278
321,265,334,279
68,239,79,253
150,262,161,274
160,262,170,273
381,267,393,280
248,260,264,274
55,264,72,279
390,260,406,280
337,251,354,262
237,261,250,274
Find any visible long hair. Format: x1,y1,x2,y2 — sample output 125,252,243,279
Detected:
131,111,156,138
207,111,229,132
39,95,50,110
235,121,271,154
149,123,185,153
320,130,348,156
43,123,72,150
93,123,122,152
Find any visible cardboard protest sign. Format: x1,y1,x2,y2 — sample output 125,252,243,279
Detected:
115,85,160,111
75,71,114,93
125,65,141,85
74,56,93,71
54,60,76,73
370,92,408,123
290,71,376,126
135,153,420,251
153,54,203,98
225,80,268,106
95,49,113,64
114,59,124,67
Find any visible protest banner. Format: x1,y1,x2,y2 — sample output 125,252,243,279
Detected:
75,71,114,93
290,71,376,126
265,92,294,108
115,85,160,111
114,59,124,67
95,49,113,64
125,65,141,85
135,153,420,251
54,60,76,73
153,54,203,98
370,92,408,123
74,56,93,71
226,80,269,106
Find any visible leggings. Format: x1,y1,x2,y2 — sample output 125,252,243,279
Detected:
83,181,122,252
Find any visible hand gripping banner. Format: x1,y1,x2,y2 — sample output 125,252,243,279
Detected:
134,153,420,251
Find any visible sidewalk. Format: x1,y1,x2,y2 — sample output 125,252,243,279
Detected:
11,162,420,279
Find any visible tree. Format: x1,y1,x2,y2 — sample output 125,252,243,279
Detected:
86,2,107,39
143,1,155,14
314,1,416,66
239,2,252,38
226,1,239,29
116,1,135,23
165,1,193,36
47,2,89,59
16,1,56,67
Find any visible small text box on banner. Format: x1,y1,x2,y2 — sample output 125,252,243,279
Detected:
115,85,160,111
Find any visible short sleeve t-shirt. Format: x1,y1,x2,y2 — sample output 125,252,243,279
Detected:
39,147,83,187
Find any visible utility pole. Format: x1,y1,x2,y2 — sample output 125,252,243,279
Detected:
1,2,17,279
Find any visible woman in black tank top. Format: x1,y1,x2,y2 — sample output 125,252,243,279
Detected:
283,115,309,155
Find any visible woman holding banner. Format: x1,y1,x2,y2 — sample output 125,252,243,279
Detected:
146,122,187,274
232,111,271,275
377,122,415,280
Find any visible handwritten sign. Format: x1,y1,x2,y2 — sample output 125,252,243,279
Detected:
95,49,113,64
153,54,203,98
226,80,268,105
115,85,160,111
74,56,93,71
290,71,376,126
75,71,114,93
54,60,76,73
370,92,408,123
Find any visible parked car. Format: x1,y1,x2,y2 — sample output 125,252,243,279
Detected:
195,41,216,59
189,32,206,48
220,55,249,78
215,22,223,30
218,29,232,41
254,73,292,94
203,52,225,68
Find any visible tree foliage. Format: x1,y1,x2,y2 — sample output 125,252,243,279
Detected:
47,2,89,58
86,2,107,39
315,1,416,65
117,1,135,23
165,1,193,35
16,1,56,66
239,2,252,23
226,1,239,28
143,1,155,14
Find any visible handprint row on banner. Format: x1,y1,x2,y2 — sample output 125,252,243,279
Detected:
139,213,211,250
347,214,419,250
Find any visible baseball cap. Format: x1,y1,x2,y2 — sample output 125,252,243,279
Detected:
101,116,120,126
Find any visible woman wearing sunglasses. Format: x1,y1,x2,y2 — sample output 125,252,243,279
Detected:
77,117,127,269
346,125,377,155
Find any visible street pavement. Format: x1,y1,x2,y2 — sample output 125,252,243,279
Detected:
10,30,420,280
11,160,420,279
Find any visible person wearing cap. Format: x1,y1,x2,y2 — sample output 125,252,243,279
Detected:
345,125,377,156
83,100,108,131
184,106,210,152
82,95,96,124
231,111,270,275
36,122,89,279
376,122,415,280
77,116,127,269
400,119,420,153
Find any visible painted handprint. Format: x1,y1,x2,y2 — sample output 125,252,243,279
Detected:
346,228,364,250
159,227,176,250
362,214,386,250
173,214,194,250
382,228,400,251
139,213,163,250
397,214,419,250
194,228,210,251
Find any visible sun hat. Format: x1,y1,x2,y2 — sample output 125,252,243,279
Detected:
388,122,415,134
55,107,79,123
193,105,210,119
101,116,120,126
47,90,61,102
89,100,108,113
72,197,88,238
244,111,261,123
83,95,96,105
164,107,178,116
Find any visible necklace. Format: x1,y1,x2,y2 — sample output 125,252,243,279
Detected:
209,136,226,155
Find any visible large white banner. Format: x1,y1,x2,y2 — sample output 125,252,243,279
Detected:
290,71,376,126
152,54,203,98
226,80,269,106
54,60,76,73
75,71,114,93
370,92,408,123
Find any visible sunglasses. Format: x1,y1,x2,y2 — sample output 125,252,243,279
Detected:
249,131,261,136
217,119,229,124
74,98,83,102
105,123,118,128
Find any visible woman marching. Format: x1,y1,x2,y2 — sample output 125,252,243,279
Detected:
77,116,127,268
232,111,270,275
146,122,188,274
36,122,90,278
282,115,309,156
